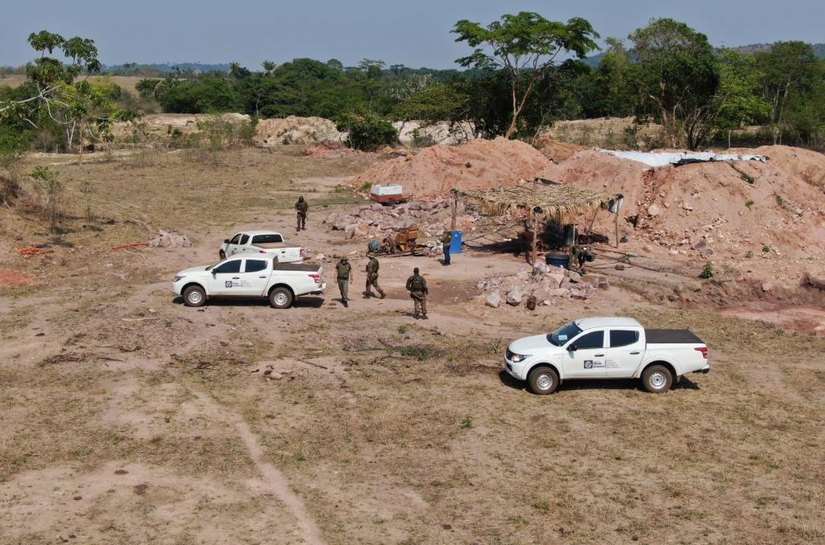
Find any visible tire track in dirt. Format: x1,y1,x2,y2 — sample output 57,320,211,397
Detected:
191,389,327,545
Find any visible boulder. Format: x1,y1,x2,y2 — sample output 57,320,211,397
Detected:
485,292,502,308
570,283,596,300
506,284,525,305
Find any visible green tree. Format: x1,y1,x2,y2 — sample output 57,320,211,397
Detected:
0,31,107,151
628,18,720,149
713,49,772,146
754,41,820,143
452,11,598,138
338,113,397,151
394,84,469,124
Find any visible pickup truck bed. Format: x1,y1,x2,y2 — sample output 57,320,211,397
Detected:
274,262,322,272
645,329,703,344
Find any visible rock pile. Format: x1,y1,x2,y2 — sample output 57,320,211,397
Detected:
394,121,475,146
149,230,191,248
254,116,344,146
323,200,480,242
477,262,609,308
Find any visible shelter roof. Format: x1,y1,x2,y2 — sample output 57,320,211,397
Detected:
457,178,617,215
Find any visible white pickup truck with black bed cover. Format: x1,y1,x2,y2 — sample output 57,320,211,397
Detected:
172,255,325,309
504,317,710,394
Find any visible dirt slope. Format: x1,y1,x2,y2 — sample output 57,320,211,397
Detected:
349,138,552,198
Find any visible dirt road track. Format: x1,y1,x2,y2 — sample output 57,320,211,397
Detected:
191,389,327,545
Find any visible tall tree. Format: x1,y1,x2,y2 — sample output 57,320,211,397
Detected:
628,18,720,149
0,30,118,152
754,41,820,143
713,49,771,146
452,11,599,138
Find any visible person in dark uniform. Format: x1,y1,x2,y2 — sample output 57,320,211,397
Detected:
365,254,386,298
405,267,428,319
335,256,353,307
440,230,452,266
295,196,308,231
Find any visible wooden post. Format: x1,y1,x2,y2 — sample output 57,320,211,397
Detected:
450,189,458,231
531,208,539,266
614,199,621,247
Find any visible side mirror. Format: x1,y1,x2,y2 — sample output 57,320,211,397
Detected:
211,270,217,276
224,239,229,244
567,344,577,352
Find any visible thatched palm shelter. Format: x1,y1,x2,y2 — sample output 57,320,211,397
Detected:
456,179,623,264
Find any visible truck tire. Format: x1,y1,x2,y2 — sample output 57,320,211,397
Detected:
183,285,206,307
642,364,673,393
269,287,294,309
527,365,559,395
219,250,226,260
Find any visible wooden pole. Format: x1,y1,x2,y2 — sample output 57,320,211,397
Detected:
614,199,621,247
450,189,458,231
531,208,538,265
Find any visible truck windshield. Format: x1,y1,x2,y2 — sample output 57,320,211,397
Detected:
547,322,582,346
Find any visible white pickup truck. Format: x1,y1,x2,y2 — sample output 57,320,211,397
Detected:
172,254,325,308
504,317,710,394
219,230,307,263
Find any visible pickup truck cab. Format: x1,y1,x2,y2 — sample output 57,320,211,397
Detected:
172,255,324,308
219,230,307,263
504,317,710,394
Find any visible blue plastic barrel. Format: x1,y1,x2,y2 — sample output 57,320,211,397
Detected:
545,252,569,269
449,230,462,254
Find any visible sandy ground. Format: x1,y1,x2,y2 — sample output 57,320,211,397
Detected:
0,147,823,545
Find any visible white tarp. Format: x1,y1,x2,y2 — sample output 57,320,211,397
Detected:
600,150,768,167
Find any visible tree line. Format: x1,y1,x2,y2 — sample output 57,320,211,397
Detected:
2,14,825,153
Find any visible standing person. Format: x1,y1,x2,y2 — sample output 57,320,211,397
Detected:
440,230,452,266
295,196,308,231
364,254,386,299
335,256,353,307
405,267,428,319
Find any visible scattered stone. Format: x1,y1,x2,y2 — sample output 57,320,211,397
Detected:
570,283,596,300
506,285,525,306
485,292,501,308
148,230,191,248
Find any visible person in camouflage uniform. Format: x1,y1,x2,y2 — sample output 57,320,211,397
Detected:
405,267,428,319
364,254,386,298
335,256,353,307
295,196,308,231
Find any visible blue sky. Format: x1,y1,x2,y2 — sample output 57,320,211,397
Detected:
1,0,823,69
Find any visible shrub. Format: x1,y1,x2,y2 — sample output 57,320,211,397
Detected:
699,261,714,279
29,166,64,233
338,113,398,151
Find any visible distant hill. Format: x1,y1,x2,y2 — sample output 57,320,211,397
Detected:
103,62,231,76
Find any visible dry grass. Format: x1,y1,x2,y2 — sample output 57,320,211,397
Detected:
0,147,822,545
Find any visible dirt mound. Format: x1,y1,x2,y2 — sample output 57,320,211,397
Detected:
349,138,552,198
254,116,344,146
532,136,587,164
394,121,475,146
110,113,251,143
541,145,825,286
